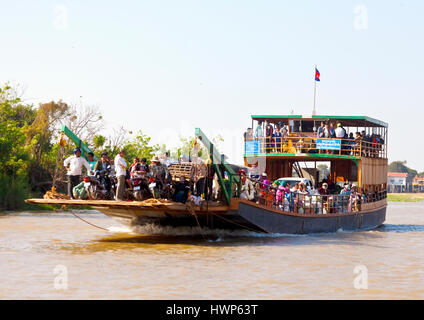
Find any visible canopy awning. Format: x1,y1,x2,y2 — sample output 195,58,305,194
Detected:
251,115,388,128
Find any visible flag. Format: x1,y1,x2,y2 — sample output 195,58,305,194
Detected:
315,68,320,81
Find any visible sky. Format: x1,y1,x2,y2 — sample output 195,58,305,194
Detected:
1,0,423,171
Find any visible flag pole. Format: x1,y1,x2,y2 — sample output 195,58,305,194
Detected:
313,64,317,115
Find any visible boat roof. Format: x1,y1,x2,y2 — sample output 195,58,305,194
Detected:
251,115,388,128
388,172,408,177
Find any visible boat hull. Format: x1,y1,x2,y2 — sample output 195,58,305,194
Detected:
25,198,386,234
238,199,386,234
95,206,265,232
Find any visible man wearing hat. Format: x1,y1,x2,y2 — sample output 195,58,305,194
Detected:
335,122,346,138
318,182,331,196
114,149,127,201
334,122,347,155
150,156,172,198
64,148,93,199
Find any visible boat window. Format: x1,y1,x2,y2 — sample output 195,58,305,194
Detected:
301,121,315,133
279,179,301,185
289,121,315,133
291,121,301,132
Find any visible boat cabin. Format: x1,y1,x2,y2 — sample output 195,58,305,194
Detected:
243,115,388,198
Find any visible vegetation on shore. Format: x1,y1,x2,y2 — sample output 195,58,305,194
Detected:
387,193,424,202
0,83,220,211
388,161,424,179
0,83,162,210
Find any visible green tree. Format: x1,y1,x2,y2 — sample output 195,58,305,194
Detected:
93,134,106,150
388,161,418,182
175,134,224,161
23,101,71,193
121,130,160,163
0,85,32,209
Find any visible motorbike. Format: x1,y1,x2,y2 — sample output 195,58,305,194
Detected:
131,175,152,201
148,176,171,199
83,175,110,200
83,167,115,200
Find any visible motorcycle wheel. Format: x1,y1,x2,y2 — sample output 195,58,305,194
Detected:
88,185,98,200
134,191,142,201
109,189,116,200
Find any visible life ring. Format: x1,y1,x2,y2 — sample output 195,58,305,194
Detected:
244,179,255,200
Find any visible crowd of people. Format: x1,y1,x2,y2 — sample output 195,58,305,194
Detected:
63,148,215,204
62,147,384,212
244,120,385,157
239,170,369,214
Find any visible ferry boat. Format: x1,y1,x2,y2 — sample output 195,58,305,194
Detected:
26,115,388,234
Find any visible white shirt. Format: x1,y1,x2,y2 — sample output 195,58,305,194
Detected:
335,127,346,138
255,126,263,138
63,155,91,176
114,154,127,177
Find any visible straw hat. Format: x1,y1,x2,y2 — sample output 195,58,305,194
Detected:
151,156,160,162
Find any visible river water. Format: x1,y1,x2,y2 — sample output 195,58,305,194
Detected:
0,202,423,299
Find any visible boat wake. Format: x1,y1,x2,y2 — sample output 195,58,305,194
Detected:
105,223,395,238
374,224,424,233
106,223,294,239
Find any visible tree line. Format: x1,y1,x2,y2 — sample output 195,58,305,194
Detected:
0,84,218,210
388,161,424,181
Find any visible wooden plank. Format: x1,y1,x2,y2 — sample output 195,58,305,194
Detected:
25,198,231,212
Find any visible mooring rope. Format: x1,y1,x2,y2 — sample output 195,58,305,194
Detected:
185,201,208,241
207,210,260,233
69,210,109,231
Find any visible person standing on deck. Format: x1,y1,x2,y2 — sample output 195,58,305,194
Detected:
265,120,274,153
114,149,127,201
129,157,140,173
273,127,282,152
195,161,208,198
254,121,263,153
64,148,92,199
335,123,346,138
335,123,347,154
323,123,330,138
317,122,325,138
86,152,97,176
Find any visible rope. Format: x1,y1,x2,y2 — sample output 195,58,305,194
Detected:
185,201,208,241
69,210,109,231
207,210,260,233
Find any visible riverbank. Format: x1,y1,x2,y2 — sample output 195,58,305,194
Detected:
387,193,424,202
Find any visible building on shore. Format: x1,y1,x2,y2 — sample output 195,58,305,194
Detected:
387,172,408,193
412,175,424,193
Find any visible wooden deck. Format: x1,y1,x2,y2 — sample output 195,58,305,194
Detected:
25,198,231,213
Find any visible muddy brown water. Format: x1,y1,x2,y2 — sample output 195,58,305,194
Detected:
0,202,423,299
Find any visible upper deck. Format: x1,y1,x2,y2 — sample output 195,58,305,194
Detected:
244,114,388,160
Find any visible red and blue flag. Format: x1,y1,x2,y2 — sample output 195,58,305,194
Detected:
315,68,320,81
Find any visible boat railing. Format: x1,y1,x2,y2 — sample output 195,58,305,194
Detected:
254,188,387,214
244,135,386,159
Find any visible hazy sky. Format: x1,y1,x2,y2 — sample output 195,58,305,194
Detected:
1,1,423,171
